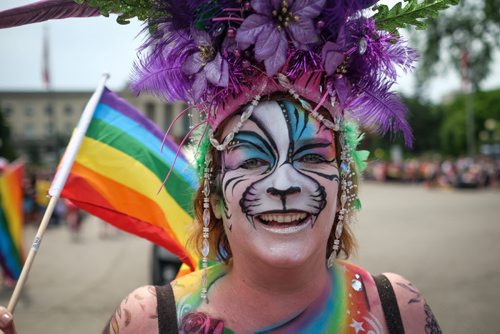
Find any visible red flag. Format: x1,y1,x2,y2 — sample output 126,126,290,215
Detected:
42,26,50,90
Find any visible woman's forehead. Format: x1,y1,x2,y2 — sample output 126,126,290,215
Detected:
221,100,334,143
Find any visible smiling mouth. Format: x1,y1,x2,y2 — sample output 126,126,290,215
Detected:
255,211,312,234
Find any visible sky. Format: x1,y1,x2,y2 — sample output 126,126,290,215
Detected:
1,0,499,102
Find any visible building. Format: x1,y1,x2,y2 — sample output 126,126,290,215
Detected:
0,89,190,165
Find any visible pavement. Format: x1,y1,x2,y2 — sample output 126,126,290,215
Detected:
1,182,499,333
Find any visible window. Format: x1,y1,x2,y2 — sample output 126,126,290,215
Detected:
25,123,35,138
24,106,34,117
181,103,190,137
164,103,174,130
45,104,54,116
64,105,73,115
145,102,156,121
47,122,55,135
2,104,13,117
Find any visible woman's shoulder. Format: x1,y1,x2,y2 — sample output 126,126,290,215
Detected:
102,285,160,334
383,272,442,333
335,261,441,333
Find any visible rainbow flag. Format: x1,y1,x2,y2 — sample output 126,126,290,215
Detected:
0,161,25,281
60,88,198,270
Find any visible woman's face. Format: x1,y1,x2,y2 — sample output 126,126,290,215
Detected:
216,100,339,268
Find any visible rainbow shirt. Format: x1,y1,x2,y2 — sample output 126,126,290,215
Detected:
171,261,386,333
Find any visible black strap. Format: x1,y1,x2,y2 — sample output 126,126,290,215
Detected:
373,274,405,334
156,284,179,334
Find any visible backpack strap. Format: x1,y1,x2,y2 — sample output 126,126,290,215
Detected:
373,274,405,334
155,284,179,334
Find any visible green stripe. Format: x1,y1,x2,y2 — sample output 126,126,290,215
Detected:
85,118,195,214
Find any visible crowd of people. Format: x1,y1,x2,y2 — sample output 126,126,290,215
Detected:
22,172,84,237
364,156,500,189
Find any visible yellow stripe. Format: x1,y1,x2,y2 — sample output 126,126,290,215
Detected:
76,137,193,246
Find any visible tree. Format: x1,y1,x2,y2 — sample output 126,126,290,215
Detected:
414,0,500,92
438,88,500,156
0,108,17,161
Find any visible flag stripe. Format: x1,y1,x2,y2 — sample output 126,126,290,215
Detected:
85,118,195,212
92,103,197,187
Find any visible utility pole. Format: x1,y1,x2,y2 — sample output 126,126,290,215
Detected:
460,49,475,157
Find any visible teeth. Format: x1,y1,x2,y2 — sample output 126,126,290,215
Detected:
259,212,307,223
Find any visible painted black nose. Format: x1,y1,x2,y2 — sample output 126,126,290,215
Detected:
266,186,301,197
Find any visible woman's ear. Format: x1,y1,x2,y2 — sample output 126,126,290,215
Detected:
211,195,223,219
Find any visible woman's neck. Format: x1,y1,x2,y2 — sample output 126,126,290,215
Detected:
204,254,330,332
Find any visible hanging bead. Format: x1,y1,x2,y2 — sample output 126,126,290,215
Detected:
202,239,210,257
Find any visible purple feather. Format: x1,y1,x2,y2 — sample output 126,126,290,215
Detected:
0,0,100,29
130,28,194,102
348,82,413,147
319,0,373,40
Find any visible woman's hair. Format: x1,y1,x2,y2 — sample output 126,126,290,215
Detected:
188,95,358,263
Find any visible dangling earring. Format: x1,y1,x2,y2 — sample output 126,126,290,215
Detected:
328,124,356,267
201,152,212,302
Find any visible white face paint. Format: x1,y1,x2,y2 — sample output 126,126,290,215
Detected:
217,100,339,268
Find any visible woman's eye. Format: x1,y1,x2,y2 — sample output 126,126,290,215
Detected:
240,158,268,169
298,154,326,164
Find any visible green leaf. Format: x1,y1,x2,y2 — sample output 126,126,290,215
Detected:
373,0,459,35
74,0,167,25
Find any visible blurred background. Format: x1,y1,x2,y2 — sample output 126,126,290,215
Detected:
0,0,499,333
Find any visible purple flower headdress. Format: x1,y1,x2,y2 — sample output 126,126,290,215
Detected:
129,0,423,146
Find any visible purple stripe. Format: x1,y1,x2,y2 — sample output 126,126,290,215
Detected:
99,88,180,155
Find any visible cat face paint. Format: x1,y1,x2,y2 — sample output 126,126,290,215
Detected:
219,100,339,267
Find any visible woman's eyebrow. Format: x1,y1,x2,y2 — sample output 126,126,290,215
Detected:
294,139,333,155
233,131,274,156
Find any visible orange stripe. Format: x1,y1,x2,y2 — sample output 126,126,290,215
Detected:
69,162,183,248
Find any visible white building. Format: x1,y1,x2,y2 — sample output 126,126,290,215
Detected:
0,89,188,165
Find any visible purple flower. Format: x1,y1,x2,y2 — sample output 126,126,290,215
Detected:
322,42,345,76
236,0,325,75
180,312,224,334
182,30,229,101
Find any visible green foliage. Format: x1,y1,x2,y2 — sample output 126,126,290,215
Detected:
74,0,167,25
361,88,500,157
373,0,459,35
415,0,500,91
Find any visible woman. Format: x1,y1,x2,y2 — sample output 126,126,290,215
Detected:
0,0,453,332
95,97,441,333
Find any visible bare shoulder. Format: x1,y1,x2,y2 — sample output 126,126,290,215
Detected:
102,285,160,334
384,273,442,334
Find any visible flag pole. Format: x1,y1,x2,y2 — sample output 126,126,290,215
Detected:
7,74,109,313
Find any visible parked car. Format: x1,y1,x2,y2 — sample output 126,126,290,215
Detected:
151,245,182,285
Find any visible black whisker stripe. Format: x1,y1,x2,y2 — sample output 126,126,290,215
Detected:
293,142,332,156
247,115,278,157
299,108,309,139
231,178,248,196
224,175,245,194
302,169,339,181
232,135,269,155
